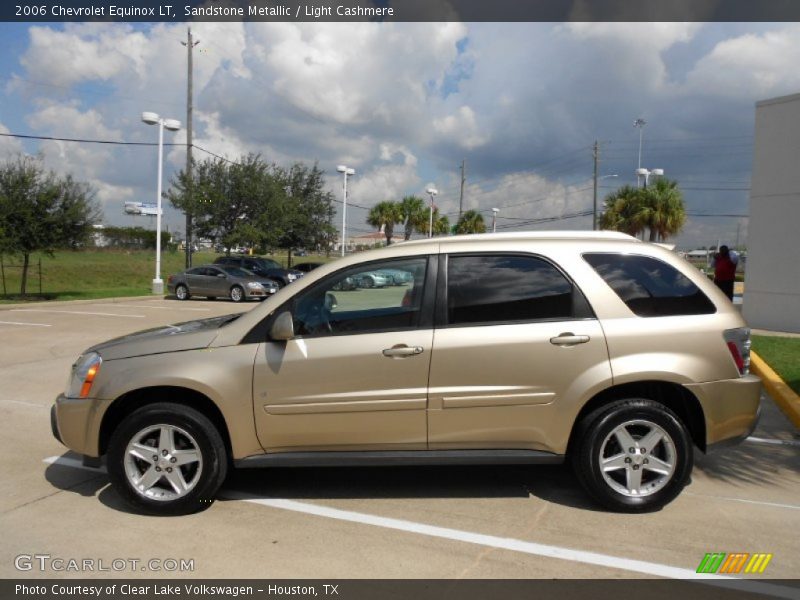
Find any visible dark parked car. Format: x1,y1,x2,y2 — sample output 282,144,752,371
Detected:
293,262,324,273
167,265,281,302
214,256,303,286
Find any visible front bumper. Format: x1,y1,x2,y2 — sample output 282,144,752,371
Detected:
684,374,762,451
51,394,103,457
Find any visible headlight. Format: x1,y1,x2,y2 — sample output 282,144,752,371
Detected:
65,352,102,399
246,281,264,289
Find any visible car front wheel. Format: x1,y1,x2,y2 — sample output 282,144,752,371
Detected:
229,285,244,302
107,403,228,515
572,398,692,513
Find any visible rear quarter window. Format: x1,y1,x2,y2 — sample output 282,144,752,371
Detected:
583,253,715,317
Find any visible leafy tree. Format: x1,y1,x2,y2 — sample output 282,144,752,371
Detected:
0,156,99,295
455,209,486,234
398,195,427,241
277,163,336,266
640,178,686,242
367,201,404,245
600,180,686,242
599,185,648,238
417,207,450,237
168,153,281,253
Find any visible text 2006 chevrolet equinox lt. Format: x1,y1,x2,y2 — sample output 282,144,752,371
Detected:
51,232,761,515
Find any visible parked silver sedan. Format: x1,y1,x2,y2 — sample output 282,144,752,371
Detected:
167,264,280,302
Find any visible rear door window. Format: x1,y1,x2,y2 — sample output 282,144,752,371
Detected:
583,253,715,317
445,254,589,325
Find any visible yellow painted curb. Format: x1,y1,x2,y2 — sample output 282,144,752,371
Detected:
750,351,800,429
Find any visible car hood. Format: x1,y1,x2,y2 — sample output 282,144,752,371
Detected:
87,313,241,360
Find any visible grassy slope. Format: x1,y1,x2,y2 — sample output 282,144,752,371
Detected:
0,250,338,302
752,335,800,395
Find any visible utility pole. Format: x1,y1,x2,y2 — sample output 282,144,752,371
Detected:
592,141,599,231
182,28,199,268
458,159,466,219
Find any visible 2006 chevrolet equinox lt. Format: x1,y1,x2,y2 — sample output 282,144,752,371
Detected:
51,232,761,514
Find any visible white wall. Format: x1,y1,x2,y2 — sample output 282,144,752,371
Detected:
743,93,800,332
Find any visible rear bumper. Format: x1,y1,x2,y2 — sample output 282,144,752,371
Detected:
684,374,762,452
51,394,102,457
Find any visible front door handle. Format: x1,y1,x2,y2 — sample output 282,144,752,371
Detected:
550,332,590,346
382,345,424,358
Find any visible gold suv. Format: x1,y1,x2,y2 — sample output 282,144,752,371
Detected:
51,232,761,514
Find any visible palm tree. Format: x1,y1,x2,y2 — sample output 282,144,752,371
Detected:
418,208,450,237
640,178,686,242
399,195,426,240
599,185,649,238
455,209,486,234
366,201,403,245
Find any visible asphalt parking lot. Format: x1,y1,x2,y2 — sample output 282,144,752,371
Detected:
0,296,798,587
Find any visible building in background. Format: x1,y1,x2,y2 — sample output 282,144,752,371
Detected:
743,92,800,333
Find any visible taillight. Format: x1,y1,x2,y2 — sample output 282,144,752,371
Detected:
724,328,751,376
167,275,174,284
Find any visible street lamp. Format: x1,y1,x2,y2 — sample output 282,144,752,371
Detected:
635,167,664,188
634,118,646,187
142,111,180,294
491,207,499,233
593,174,618,230
426,188,438,238
336,165,355,257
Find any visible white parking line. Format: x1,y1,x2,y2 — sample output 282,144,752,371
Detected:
684,491,800,511
11,309,146,318
93,303,211,312
0,320,52,327
42,455,797,598
746,436,800,448
44,455,106,473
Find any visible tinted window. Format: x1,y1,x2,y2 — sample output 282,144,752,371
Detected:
254,258,282,270
447,255,576,325
186,267,205,275
292,258,428,337
219,266,252,278
584,253,715,317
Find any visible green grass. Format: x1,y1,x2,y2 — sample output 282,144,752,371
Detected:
752,335,800,395
0,249,340,303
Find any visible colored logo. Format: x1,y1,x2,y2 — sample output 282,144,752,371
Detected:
697,552,773,574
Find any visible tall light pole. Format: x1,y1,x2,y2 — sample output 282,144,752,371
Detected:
426,188,438,238
634,118,646,187
491,207,499,233
337,165,355,256
142,112,180,294
593,174,618,230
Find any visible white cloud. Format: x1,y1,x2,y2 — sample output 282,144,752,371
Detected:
0,122,24,158
684,25,800,98
433,106,488,150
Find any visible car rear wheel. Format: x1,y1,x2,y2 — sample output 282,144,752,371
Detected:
107,403,228,515
229,285,244,303
572,398,692,513
175,284,189,301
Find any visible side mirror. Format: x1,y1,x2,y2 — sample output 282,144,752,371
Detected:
324,292,338,310
269,311,294,341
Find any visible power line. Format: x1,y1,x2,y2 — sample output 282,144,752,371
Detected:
0,131,181,146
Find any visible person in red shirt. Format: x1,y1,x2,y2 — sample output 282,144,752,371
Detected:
712,245,738,300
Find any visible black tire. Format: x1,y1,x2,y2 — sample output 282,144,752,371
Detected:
175,284,190,301
362,276,374,288
229,285,245,303
571,398,692,513
107,403,228,516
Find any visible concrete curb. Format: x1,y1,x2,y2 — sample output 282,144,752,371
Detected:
751,351,800,430
0,295,163,311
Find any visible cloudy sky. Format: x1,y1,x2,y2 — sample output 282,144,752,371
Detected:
0,21,796,247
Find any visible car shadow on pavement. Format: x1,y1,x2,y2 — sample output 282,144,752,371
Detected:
694,440,799,484
222,463,605,512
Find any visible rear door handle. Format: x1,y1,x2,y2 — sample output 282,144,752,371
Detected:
382,345,424,358
549,333,590,346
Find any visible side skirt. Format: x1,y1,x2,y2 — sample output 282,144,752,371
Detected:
234,449,564,469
